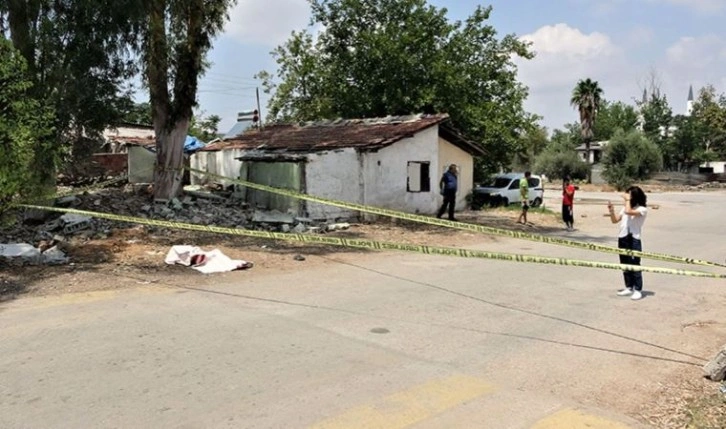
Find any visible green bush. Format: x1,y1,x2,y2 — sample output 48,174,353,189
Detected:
603,130,663,190
534,150,590,181
0,39,56,213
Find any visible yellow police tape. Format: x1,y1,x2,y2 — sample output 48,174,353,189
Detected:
17,203,726,279
186,168,726,269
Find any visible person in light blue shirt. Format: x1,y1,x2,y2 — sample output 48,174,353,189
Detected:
437,164,458,221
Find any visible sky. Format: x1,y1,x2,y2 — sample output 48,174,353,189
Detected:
183,0,726,135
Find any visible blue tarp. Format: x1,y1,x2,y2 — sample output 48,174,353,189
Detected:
138,135,206,154
184,135,206,153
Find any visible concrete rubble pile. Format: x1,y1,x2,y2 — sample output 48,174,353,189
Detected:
1,185,351,265
704,344,726,382
682,181,726,191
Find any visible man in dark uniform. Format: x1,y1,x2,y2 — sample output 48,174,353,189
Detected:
437,164,458,221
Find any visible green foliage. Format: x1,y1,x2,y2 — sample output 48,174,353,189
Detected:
512,124,548,170
592,100,639,141
258,0,536,173
189,113,221,142
603,130,663,190
548,128,579,152
570,78,604,142
0,39,56,209
534,151,589,182
119,101,153,125
638,92,673,149
691,85,726,158
534,124,589,182
1,0,144,178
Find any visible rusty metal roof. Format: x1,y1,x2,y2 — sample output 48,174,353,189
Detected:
199,114,483,156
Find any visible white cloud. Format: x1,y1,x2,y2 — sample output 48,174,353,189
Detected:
517,28,726,131
516,24,631,129
662,35,726,105
224,0,310,46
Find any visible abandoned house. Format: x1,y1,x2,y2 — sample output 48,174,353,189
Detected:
101,122,156,154
93,123,206,183
190,114,485,220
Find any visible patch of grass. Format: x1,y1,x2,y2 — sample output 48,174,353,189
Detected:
488,203,559,217
684,392,726,429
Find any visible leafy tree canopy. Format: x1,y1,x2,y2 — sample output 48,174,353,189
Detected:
691,85,726,158
1,0,143,178
258,0,536,173
189,113,222,142
592,100,639,141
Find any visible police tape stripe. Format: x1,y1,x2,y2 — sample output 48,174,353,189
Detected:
186,168,726,269
17,203,726,279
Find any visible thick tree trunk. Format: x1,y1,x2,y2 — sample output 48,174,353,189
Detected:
153,120,189,201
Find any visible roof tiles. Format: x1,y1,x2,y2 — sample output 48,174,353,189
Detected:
202,114,450,153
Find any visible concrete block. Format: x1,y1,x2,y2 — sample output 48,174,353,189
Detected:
703,345,726,381
0,243,41,264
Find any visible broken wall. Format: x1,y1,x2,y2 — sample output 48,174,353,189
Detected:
190,149,247,186
305,148,361,220
128,146,155,183
240,161,303,214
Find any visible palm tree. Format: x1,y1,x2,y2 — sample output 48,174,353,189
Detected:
571,78,604,183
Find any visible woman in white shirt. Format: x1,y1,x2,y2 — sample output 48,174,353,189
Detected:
607,186,648,301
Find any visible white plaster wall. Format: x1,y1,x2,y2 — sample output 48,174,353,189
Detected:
305,148,361,220
701,161,726,173
190,152,209,185
190,149,246,185
438,138,474,210
362,126,440,214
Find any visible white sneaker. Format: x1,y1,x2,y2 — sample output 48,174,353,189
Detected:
617,288,633,296
631,290,643,300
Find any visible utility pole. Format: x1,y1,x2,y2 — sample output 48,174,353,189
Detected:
256,87,263,130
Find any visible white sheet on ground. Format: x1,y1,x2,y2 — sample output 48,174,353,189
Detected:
164,245,252,274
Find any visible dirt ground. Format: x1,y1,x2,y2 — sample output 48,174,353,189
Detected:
0,207,560,299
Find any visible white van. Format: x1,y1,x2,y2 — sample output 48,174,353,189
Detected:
472,173,544,208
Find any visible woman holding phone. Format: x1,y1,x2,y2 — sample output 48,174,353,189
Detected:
607,186,648,301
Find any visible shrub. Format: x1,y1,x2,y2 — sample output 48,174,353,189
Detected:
603,130,663,190
534,150,590,181
0,39,56,217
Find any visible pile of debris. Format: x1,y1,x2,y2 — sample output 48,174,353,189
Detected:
681,181,726,191
0,242,69,266
1,185,351,265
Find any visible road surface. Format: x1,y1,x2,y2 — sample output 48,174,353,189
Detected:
2,190,725,428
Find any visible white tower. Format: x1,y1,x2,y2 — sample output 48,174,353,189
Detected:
636,89,647,131
686,85,694,116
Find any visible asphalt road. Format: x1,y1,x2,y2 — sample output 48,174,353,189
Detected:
2,190,725,428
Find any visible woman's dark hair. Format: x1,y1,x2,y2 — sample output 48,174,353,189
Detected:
627,186,647,208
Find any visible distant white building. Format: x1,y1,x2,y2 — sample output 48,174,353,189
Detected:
636,85,694,137
575,141,609,164
686,85,695,117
